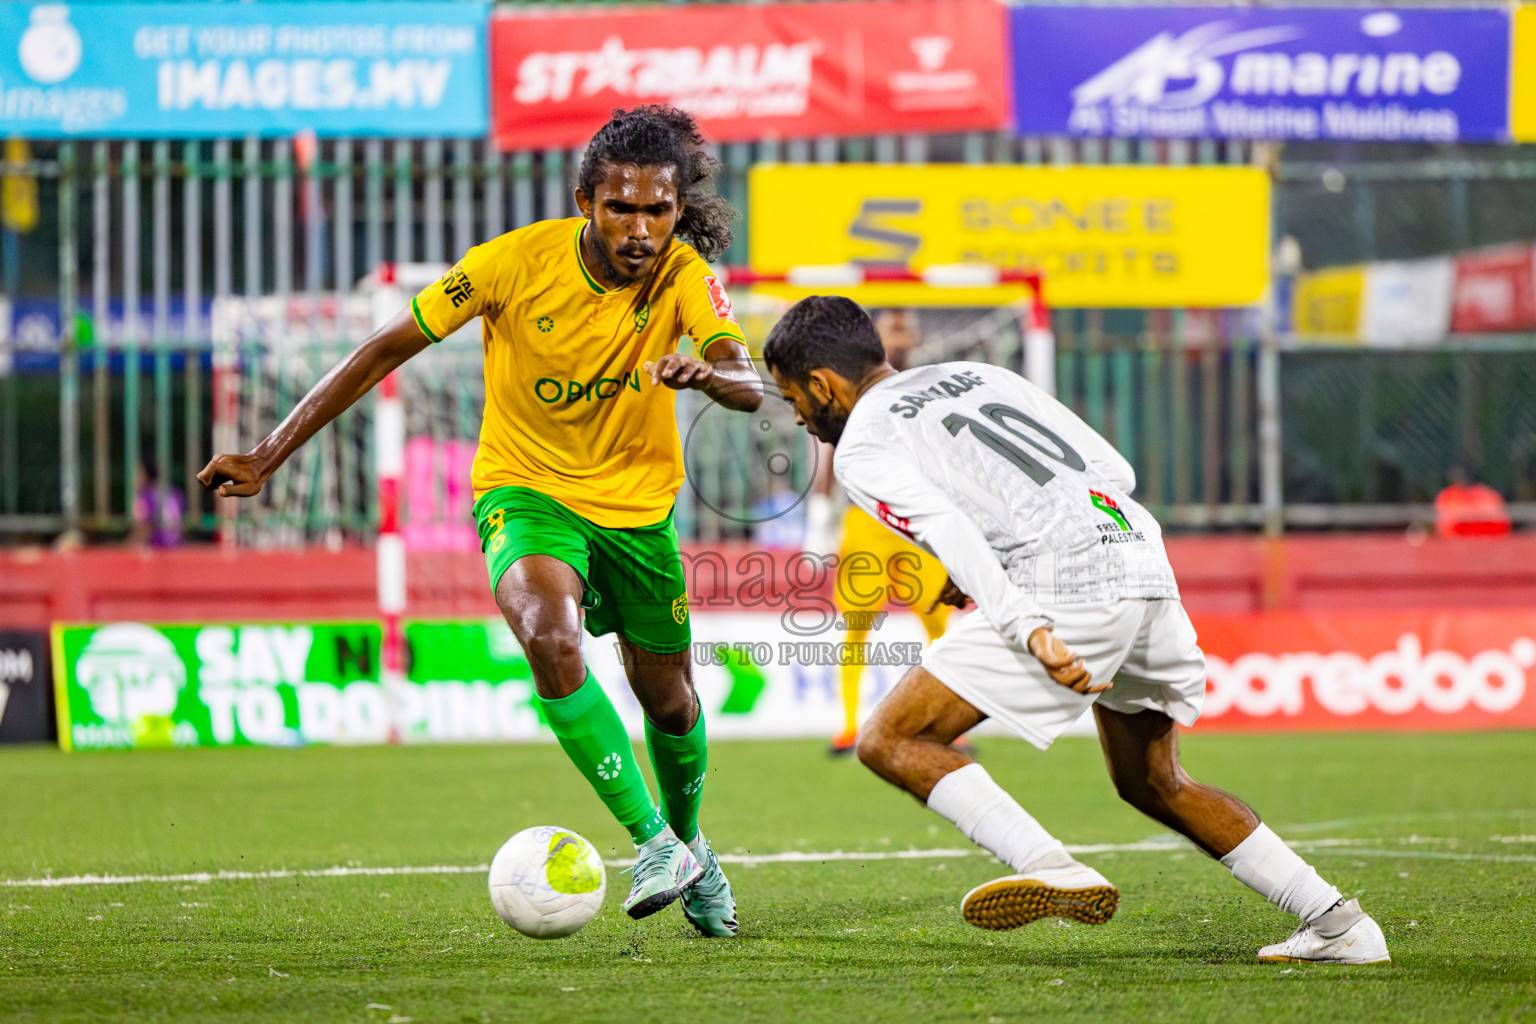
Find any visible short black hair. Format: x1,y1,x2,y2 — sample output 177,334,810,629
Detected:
763,296,887,385
579,105,734,261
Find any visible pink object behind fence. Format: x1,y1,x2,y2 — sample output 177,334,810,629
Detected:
402,437,481,552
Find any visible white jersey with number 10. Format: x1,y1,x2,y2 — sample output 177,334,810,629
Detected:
833,361,1180,651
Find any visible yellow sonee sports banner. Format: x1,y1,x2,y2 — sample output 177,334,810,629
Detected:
1515,6,1536,143
748,164,1270,308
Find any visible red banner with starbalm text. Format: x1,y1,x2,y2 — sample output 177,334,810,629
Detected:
489,0,1012,150
1188,609,1536,733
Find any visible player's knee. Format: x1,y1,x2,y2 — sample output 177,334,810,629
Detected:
854,719,893,772
521,629,585,689
644,687,697,736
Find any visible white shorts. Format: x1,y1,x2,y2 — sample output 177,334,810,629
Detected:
920,598,1206,750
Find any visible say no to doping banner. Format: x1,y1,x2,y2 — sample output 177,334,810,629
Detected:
750,164,1269,308
50,616,937,751
1012,6,1509,142
490,0,1010,150
0,1,487,137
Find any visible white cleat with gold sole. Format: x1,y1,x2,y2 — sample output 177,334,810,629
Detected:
1257,900,1391,964
960,861,1120,930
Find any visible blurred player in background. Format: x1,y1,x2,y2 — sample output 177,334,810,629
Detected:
199,106,761,937
764,297,1389,965
804,310,952,755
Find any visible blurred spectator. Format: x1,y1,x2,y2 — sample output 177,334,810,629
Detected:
130,457,185,549
872,309,920,371
1434,464,1510,538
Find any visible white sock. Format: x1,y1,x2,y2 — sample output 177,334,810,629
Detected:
926,763,1066,873
1220,823,1343,922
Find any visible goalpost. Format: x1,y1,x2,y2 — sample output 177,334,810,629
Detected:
716,264,1054,394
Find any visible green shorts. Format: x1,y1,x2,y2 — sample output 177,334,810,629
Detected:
473,485,691,654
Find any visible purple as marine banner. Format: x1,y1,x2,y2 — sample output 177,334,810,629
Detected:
1010,6,1509,142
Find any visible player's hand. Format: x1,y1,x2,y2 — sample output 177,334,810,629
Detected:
926,575,971,615
197,453,268,498
1027,625,1109,695
644,354,714,391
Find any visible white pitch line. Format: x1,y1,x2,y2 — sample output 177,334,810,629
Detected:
1292,845,1536,865
3,838,1531,889
0,843,1174,888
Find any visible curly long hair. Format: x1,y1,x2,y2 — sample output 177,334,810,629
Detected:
578,105,735,262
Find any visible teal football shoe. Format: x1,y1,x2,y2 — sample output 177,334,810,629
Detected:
622,834,702,920
681,838,738,937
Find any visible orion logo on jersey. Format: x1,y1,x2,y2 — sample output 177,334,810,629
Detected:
533,371,644,404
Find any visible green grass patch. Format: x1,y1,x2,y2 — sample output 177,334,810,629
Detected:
2,733,1534,1022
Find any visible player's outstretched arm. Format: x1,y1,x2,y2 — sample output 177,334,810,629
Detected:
198,307,432,498
644,339,763,412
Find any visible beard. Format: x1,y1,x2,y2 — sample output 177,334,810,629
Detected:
594,234,659,286
806,394,850,446
591,236,630,284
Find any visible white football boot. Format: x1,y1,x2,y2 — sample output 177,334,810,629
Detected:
1257,899,1391,964
960,859,1120,930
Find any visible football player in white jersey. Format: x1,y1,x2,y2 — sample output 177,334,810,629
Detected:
763,296,1388,965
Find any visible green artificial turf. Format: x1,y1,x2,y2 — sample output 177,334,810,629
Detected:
2,733,1533,1023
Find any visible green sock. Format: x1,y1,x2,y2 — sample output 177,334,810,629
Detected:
645,710,708,845
538,671,666,846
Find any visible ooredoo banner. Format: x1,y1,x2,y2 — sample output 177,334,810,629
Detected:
489,0,1010,150
1190,609,1536,733
0,1,488,137
1011,6,1510,142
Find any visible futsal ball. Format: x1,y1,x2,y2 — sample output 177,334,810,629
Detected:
488,826,606,939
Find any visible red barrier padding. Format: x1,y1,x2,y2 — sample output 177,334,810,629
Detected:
5,534,1536,631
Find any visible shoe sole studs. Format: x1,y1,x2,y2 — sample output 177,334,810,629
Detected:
961,879,1120,931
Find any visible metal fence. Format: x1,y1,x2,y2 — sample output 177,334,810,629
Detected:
3,134,1536,544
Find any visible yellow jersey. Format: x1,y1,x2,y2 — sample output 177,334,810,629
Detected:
410,217,747,529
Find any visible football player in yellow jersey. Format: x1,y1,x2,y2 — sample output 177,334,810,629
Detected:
199,107,762,936
804,311,954,755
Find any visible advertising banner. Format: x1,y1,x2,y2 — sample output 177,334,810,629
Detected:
1450,244,1536,334
1011,6,1509,142
749,164,1269,308
1515,6,1536,143
0,2,487,138
1359,256,1454,347
0,631,52,744
1190,609,1536,733
50,616,935,749
1290,265,1364,343
48,607,1536,747
489,0,1010,150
